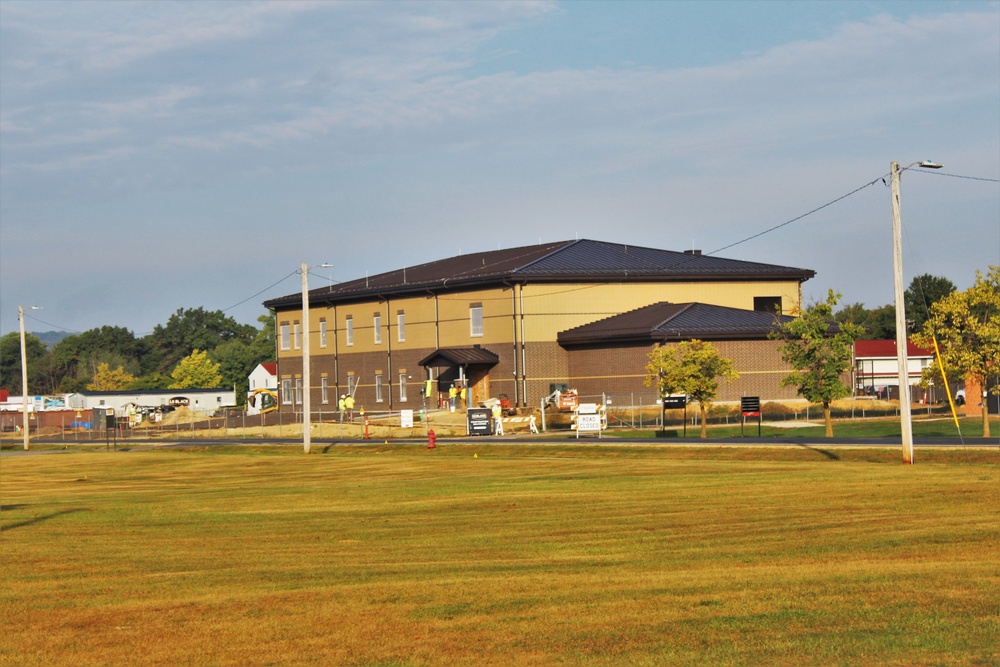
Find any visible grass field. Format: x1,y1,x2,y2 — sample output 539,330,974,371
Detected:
2,444,998,666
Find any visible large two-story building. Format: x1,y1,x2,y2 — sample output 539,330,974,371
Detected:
263,239,816,415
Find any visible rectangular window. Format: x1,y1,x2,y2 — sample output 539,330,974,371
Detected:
470,304,483,337
397,311,405,342
319,318,327,348
280,323,290,350
281,379,292,405
375,373,384,403
321,377,329,404
374,313,382,345
294,378,303,405
346,316,354,346
293,321,301,350
399,374,408,402
753,296,782,314
348,375,358,397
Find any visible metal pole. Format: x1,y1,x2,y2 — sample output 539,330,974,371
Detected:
890,162,915,464
19,305,30,450
302,261,312,454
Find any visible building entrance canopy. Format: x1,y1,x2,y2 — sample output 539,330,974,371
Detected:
418,346,499,368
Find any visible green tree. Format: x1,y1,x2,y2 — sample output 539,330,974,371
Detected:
52,326,153,389
835,302,896,340
0,331,54,395
87,363,136,391
772,290,863,437
644,339,739,439
126,373,172,390
211,339,255,405
913,266,1000,437
169,349,223,389
150,307,257,373
248,313,276,363
904,274,957,334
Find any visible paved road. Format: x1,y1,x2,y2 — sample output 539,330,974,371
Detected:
4,434,998,455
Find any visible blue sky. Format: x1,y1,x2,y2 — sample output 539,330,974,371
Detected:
2,0,998,338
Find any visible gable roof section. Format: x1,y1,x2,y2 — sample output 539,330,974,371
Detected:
264,239,815,309
854,340,932,359
557,302,796,346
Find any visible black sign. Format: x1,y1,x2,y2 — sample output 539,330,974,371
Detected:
662,395,687,410
741,397,761,415
467,408,492,436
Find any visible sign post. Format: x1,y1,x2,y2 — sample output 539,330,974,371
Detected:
660,395,687,437
741,396,761,437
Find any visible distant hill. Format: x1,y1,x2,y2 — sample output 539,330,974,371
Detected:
33,331,72,347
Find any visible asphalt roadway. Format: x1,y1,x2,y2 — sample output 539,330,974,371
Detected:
3,433,998,455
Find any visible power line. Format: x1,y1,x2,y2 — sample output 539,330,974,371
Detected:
708,176,883,256
708,169,998,257
912,170,1000,183
219,270,299,314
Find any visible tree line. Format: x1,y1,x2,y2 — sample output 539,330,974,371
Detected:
0,307,274,405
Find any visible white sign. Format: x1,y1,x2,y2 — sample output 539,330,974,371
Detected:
577,414,602,431
400,409,414,428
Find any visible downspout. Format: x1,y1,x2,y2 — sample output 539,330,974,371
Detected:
506,281,520,407
382,296,392,411
519,284,527,407
333,304,340,400
434,291,440,350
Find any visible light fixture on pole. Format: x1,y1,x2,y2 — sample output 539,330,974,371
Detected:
18,305,42,451
301,262,333,454
890,160,942,465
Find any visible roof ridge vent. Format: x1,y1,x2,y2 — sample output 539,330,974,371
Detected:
683,249,702,256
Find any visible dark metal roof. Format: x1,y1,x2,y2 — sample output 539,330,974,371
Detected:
557,302,796,346
418,346,500,368
264,239,815,309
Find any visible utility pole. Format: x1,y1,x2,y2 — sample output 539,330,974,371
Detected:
300,262,332,454
19,305,30,451
890,160,942,465
301,261,312,454
890,162,914,464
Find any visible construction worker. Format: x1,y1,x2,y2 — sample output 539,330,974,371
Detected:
492,401,504,435
338,395,346,421
344,394,355,422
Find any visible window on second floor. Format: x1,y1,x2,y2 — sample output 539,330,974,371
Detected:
753,296,782,315
397,311,405,342
280,323,290,350
319,318,327,348
293,321,301,350
346,316,354,346
470,304,483,337
373,313,382,345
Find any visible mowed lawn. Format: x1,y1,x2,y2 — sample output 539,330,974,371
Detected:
1,445,997,667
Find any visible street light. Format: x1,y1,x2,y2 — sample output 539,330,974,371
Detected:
18,305,42,451
301,262,333,454
890,160,942,465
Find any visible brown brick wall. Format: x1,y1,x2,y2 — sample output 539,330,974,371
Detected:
564,340,803,404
